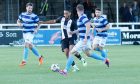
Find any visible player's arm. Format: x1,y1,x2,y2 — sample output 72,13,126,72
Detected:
102,23,110,31
90,19,95,38
97,19,110,32
91,26,95,38
33,24,40,34
35,22,40,33
90,22,95,34
82,16,91,44
97,23,109,33
17,19,22,27
85,22,91,40
33,16,40,34
69,21,79,35
82,17,91,40
40,16,62,24
17,14,23,27
90,19,94,28
69,30,79,35
39,20,56,24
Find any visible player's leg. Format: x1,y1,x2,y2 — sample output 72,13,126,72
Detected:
66,40,85,72
60,49,78,75
81,39,105,61
75,52,87,66
70,45,87,66
92,37,108,58
97,46,109,67
90,37,109,67
61,39,69,58
62,39,79,72
84,48,109,68
69,38,87,66
29,44,43,65
97,37,108,58
96,46,107,58
63,48,78,71
20,33,30,66
59,41,83,75
88,36,105,60
28,33,43,65
96,37,109,67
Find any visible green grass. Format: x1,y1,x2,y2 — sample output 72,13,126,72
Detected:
0,45,140,84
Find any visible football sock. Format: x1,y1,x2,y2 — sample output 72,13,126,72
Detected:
90,52,105,61
95,48,107,58
23,47,29,61
100,49,107,58
75,54,82,60
65,55,74,71
31,47,40,58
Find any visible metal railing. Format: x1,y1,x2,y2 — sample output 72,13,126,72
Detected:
0,23,140,30
110,23,140,31
0,23,61,29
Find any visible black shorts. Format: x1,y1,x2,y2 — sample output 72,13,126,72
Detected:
61,37,75,52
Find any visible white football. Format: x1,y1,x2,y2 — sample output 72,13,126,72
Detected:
50,64,60,72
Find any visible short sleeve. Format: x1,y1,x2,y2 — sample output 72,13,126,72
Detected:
71,21,77,31
81,16,89,24
34,15,39,23
18,13,22,21
103,18,109,26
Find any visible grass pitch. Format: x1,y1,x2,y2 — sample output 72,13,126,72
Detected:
0,45,140,84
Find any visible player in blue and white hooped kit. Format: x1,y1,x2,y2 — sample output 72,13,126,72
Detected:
41,9,87,72
59,4,109,76
91,8,110,67
17,3,43,66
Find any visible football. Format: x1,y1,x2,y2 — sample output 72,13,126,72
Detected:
50,64,60,72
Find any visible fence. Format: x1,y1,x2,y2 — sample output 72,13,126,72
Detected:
1,23,140,30
0,23,140,46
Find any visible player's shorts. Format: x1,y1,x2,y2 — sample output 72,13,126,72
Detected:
92,36,107,47
72,39,92,54
23,32,34,44
61,37,75,52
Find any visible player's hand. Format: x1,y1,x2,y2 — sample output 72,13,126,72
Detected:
69,31,73,35
17,23,23,27
83,38,87,45
33,29,38,34
90,34,94,41
96,28,103,33
39,21,43,24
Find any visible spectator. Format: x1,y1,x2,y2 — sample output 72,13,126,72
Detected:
90,12,95,28
64,0,71,10
92,2,97,13
72,0,81,20
83,0,94,19
119,2,130,22
132,0,140,22
128,6,134,22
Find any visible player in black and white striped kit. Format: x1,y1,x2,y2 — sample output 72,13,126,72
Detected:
41,9,87,72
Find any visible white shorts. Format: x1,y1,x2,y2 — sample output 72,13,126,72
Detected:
92,36,107,47
23,32,34,44
72,40,92,53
